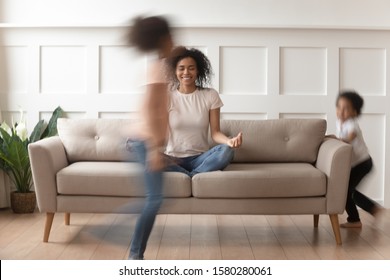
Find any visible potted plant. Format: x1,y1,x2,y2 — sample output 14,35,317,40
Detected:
0,106,64,213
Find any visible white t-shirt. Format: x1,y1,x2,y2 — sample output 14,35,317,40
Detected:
131,59,168,140
165,88,224,157
336,118,370,167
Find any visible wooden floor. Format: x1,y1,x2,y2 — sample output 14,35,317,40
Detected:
0,208,389,260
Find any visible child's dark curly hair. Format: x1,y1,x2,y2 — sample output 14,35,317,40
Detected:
337,90,364,116
127,16,171,52
168,46,213,89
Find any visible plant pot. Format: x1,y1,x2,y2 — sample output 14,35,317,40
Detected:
10,191,37,213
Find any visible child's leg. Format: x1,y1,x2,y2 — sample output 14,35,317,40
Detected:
128,140,164,260
345,158,373,223
345,189,360,223
353,190,380,215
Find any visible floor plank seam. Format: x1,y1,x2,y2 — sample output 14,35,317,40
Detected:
154,214,167,260
265,215,288,259
241,215,256,260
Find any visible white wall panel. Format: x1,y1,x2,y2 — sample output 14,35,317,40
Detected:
220,47,267,95
99,46,146,94
0,46,28,94
358,114,386,203
340,48,386,95
40,46,86,94
280,47,327,95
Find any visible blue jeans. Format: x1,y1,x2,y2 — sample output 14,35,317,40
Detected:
165,144,234,177
127,140,163,260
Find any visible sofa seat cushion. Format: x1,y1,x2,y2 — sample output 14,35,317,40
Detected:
57,162,191,198
192,163,326,198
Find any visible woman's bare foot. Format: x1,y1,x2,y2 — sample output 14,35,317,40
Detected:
340,221,362,228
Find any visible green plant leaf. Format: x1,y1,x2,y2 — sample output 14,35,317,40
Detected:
0,129,9,169
0,127,31,192
29,119,45,143
41,106,64,139
0,106,64,192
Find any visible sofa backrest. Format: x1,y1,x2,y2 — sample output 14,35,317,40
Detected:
57,118,134,163
57,118,326,163
220,119,326,163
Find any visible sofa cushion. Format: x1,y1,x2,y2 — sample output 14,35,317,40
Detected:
220,119,326,163
57,118,135,162
58,118,325,163
192,163,326,198
56,162,191,198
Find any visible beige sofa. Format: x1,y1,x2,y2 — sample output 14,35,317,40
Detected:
28,118,352,245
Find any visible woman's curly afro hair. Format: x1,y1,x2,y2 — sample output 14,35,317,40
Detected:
168,46,213,89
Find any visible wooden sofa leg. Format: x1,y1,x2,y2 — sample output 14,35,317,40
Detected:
313,214,319,228
65,213,70,226
329,214,342,245
44,212,55,242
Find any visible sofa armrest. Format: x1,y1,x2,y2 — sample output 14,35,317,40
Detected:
28,136,69,213
316,138,352,214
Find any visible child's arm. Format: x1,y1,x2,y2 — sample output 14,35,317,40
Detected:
325,132,356,143
343,132,357,144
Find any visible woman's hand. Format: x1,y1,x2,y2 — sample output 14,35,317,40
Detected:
227,132,243,148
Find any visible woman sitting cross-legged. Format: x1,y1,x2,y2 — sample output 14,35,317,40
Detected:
164,46,242,177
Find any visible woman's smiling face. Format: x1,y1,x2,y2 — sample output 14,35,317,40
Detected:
176,57,198,87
